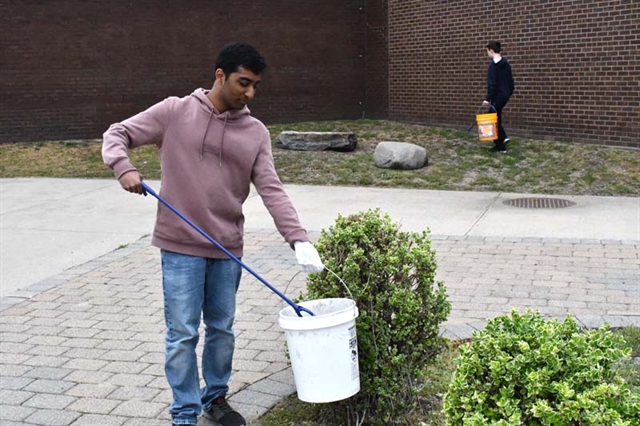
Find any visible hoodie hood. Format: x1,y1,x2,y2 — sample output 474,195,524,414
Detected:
191,88,251,120
495,57,510,68
191,88,251,163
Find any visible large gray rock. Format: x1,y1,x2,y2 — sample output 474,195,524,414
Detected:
374,142,428,170
276,131,357,152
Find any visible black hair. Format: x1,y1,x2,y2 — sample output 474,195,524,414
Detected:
215,42,267,76
486,40,502,53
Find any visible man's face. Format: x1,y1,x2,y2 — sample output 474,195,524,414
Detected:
218,66,262,111
487,48,496,58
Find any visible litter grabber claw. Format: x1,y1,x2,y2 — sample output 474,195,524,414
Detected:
141,182,315,317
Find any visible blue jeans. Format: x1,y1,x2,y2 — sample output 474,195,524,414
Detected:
161,250,242,425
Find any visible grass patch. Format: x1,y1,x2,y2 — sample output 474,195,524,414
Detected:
0,140,161,180
254,327,640,425
1,120,638,196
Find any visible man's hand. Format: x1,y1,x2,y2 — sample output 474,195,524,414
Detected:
482,100,489,106
294,241,324,273
118,171,145,194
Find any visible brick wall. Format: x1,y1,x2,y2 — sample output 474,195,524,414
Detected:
3,1,638,146
386,0,639,147
0,0,365,143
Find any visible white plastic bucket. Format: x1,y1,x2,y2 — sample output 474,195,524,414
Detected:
278,298,360,403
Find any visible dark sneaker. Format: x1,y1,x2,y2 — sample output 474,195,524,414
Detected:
203,396,246,426
489,145,507,153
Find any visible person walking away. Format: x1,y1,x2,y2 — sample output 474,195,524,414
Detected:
483,40,515,153
102,42,324,426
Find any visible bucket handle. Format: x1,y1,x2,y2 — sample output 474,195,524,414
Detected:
477,103,497,113
324,267,355,302
140,182,315,318
283,266,356,317
284,266,354,302
467,103,497,133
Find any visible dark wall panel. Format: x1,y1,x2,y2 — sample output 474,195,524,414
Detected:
1,0,365,142
364,0,389,119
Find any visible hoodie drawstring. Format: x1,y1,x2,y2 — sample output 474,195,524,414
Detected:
200,111,228,166
219,114,228,166
200,111,214,161
192,88,247,165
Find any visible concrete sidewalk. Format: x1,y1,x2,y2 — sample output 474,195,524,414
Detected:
0,178,639,425
2,178,638,297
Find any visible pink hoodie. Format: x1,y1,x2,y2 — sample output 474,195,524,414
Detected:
102,88,308,258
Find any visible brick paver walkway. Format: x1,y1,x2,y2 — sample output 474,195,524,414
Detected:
1,231,638,425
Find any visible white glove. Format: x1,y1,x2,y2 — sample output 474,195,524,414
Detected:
294,241,324,273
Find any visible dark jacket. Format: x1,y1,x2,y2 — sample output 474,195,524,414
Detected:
486,57,515,103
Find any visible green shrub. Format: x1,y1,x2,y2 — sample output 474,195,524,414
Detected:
443,309,640,425
302,209,451,424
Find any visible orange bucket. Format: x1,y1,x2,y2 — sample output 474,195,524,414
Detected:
476,112,498,142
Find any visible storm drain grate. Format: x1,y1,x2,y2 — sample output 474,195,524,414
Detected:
503,197,576,209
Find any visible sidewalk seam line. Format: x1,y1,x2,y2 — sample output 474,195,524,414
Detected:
463,192,502,237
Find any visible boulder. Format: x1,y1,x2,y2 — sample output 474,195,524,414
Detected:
276,131,357,152
374,142,428,170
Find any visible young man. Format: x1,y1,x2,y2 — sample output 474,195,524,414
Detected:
483,40,515,153
102,42,324,426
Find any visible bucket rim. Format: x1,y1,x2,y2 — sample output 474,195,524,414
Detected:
280,297,356,318
278,298,358,331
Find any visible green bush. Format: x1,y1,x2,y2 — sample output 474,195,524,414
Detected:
303,209,451,424
443,309,640,425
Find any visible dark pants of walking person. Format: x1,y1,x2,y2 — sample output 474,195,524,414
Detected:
493,99,509,150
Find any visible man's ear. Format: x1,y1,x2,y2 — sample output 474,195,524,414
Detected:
215,68,226,84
